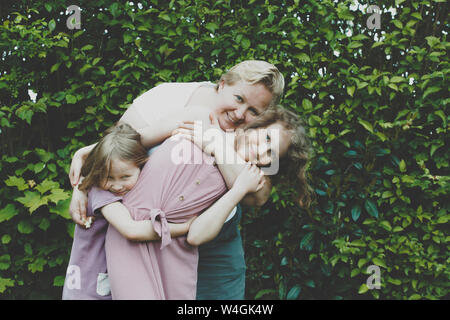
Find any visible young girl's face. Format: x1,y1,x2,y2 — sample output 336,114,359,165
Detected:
102,158,141,196
235,121,291,166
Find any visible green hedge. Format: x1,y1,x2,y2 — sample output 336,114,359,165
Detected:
0,0,448,299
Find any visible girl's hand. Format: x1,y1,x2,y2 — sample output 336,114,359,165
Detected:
233,162,266,195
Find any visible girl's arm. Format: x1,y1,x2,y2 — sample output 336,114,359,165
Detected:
187,163,264,246
214,142,272,207
100,202,193,242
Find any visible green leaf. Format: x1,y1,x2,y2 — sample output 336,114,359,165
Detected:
38,218,51,231
81,44,94,51
0,254,11,270
373,257,387,268
388,278,401,285
0,204,19,223
65,94,77,104
358,119,374,133
358,283,369,294
347,86,355,97
34,162,45,174
205,22,218,33
17,191,48,213
299,232,314,251
380,220,392,231
48,19,56,32
302,99,312,110
28,257,46,273
48,189,70,204
1,234,11,244
35,179,60,194
348,41,363,49
351,268,360,277
5,176,28,191
423,86,441,99
392,20,403,29
49,198,71,219
0,278,15,293
351,205,361,222
364,199,379,218
358,258,368,269
399,159,406,172
286,285,301,300
390,76,405,83
17,220,34,234
53,276,66,287
50,63,61,73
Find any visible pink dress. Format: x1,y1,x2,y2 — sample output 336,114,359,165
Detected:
105,137,227,299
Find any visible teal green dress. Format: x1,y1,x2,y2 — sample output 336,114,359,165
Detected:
196,204,246,300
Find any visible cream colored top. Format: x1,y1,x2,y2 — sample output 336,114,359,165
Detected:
133,82,213,125
134,82,237,223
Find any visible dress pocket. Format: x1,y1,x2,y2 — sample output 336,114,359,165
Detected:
96,272,111,296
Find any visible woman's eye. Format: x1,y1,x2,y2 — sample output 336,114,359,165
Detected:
235,95,244,102
249,108,258,116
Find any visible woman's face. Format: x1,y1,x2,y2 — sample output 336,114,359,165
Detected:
235,122,291,167
215,80,273,131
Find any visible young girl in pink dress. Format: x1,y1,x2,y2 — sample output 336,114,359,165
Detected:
62,123,198,299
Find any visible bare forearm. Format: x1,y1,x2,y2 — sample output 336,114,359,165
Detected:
187,187,246,246
101,202,188,242
76,143,96,160
137,120,178,148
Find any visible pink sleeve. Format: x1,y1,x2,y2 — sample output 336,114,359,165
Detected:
88,187,123,217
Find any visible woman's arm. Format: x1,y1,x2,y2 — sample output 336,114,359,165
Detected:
101,202,193,242
187,163,264,246
68,105,211,225
137,104,210,148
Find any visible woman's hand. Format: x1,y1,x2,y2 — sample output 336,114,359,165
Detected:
69,186,89,227
69,145,94,187
171,113,229,157
233,162,266,195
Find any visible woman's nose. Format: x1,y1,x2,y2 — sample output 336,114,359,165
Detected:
234,106,246,120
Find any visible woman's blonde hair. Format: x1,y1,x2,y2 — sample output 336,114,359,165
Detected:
217,60,285,107
243,106,313,209
78,123,148,192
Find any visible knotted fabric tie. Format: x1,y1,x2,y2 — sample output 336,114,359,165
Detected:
149,208,171,249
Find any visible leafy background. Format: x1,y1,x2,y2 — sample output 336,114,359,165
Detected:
0,0,448,299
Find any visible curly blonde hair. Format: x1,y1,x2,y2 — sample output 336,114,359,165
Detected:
243,106,313,208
